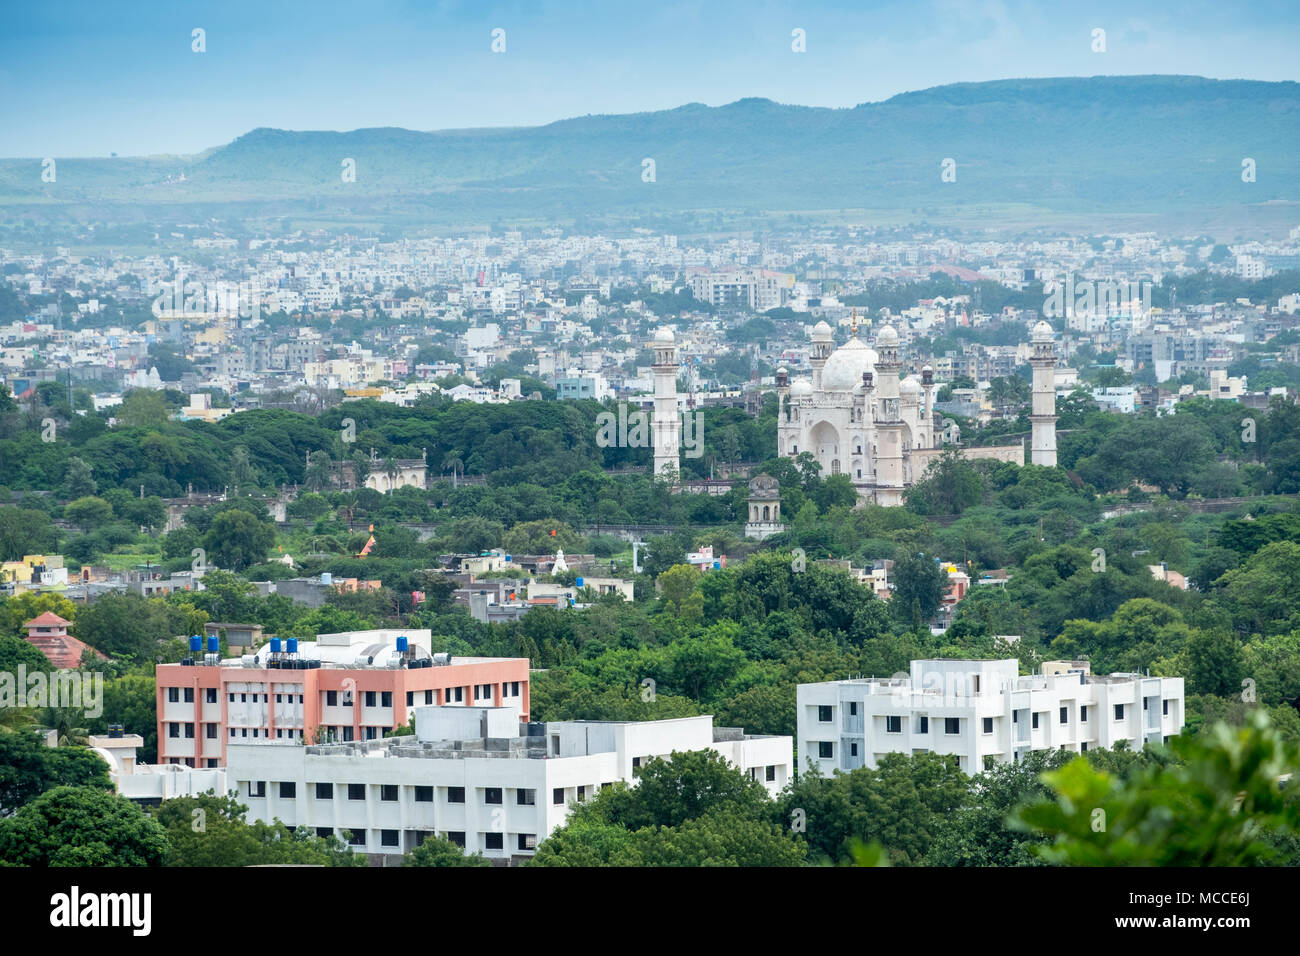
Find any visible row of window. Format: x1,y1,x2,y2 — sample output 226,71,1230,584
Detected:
228,692,306,705
167,682,525,711
248,782,547,805
229,727,305,740
166,687,221,704
313,828,537,852
818,699,1171,731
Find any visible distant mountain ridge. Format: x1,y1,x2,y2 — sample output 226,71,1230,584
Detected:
2,76,1297,231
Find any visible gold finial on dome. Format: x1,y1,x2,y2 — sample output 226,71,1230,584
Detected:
851,309,858,338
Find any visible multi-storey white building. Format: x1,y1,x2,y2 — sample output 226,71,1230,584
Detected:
798,659,1184,775
228,707,791,863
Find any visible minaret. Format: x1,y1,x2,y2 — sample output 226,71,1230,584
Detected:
920,365,937,448
1029,320,1058,467
775,367,790,457
651,327,681,478
810,321,833,391
874,325,905,505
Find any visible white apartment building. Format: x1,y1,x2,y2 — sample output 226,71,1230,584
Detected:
798,659,1184,776
228,707,791,862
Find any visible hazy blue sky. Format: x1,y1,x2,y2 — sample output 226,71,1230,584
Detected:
3,0,1297,156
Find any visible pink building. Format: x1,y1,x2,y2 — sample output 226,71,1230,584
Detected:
154,629,529,768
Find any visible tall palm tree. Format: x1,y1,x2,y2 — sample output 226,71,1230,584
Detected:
383,457,401,494
39,706,89,746
442,453,464,489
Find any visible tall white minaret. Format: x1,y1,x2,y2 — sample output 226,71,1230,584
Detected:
651,327,681,478
873,324,905,505
1029,320,1058,467
809,321,833,391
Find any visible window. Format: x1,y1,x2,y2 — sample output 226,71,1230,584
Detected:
917,716,929,734
1143,698,1148,710
168,723,179,738
206,723,217,739
944,717,960,735
553,788,565,805
184,723,195,738
347,830,365,847
518,833,536,851
241,729,248,738
206,688,217,704
850,742,858,756
425,690,434,705
766,765,776,782
818,742,833,759
380,785,398,802
342,727,354,741
326,691,337,706
446,832,466,847
632,757,641,769
276,694,282,704
1081,742,1089,752
447,787,465,803
485,832,503,851
454,687,463,702
885,715,902,734
279,782,296,798
577,786,586,800
365,727,378,740
206,759,217,768
241,694,247,703
973,676,981,694
415,786,433,802
406,691,414,708
817,705,832,722
230,729,236,738
347,783,365,800
982,717,993,734
512,681,520,696
1060,706,1068,724
1013,711,1018,723
316,827,333,838
849,702,858,716
249,781,266,798
517,789,535,806
381,829,399,848
1080,706,1088,721
183,688,194,703
1032,712,1040,730
364,691,376,708
315,783,333,799
229,693,235,703
168,687,179,703
381,692,392,708
1114,704,1125,720
1162,699,1169,716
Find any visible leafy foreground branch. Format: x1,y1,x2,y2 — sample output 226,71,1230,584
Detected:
1014,710,1300,866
